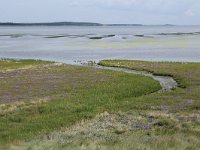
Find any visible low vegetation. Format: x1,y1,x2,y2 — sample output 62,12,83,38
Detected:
0,59,54,70
99,60,200,88
0,59,199,149
0,59,161,149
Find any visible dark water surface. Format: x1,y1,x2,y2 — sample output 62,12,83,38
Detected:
0,26,200,64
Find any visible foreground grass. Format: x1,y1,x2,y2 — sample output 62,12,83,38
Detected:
9,111,200,150
1,59,200,150
0,59,161,148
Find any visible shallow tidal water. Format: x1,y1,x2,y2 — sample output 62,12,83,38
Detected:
0,25,200,64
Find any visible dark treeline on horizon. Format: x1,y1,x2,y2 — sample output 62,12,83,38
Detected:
0,22,176,26
0,22,147,26
0,22,103,26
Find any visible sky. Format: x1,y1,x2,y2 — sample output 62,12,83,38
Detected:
0,0,200,25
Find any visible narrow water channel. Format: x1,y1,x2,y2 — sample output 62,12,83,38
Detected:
89,64,177,91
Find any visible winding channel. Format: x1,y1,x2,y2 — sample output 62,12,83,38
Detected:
86,64,177,91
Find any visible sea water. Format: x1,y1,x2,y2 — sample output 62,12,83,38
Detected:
0,25,200,64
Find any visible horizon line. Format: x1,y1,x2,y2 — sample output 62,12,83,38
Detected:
0,21,200,26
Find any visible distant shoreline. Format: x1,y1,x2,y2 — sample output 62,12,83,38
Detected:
0,22,176,26
0,22,102,26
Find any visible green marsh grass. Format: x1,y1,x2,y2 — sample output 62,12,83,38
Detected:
0,59,161,148
0,59,54,70
1,59,200,150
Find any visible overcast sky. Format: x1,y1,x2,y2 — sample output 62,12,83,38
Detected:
0,0,199,25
